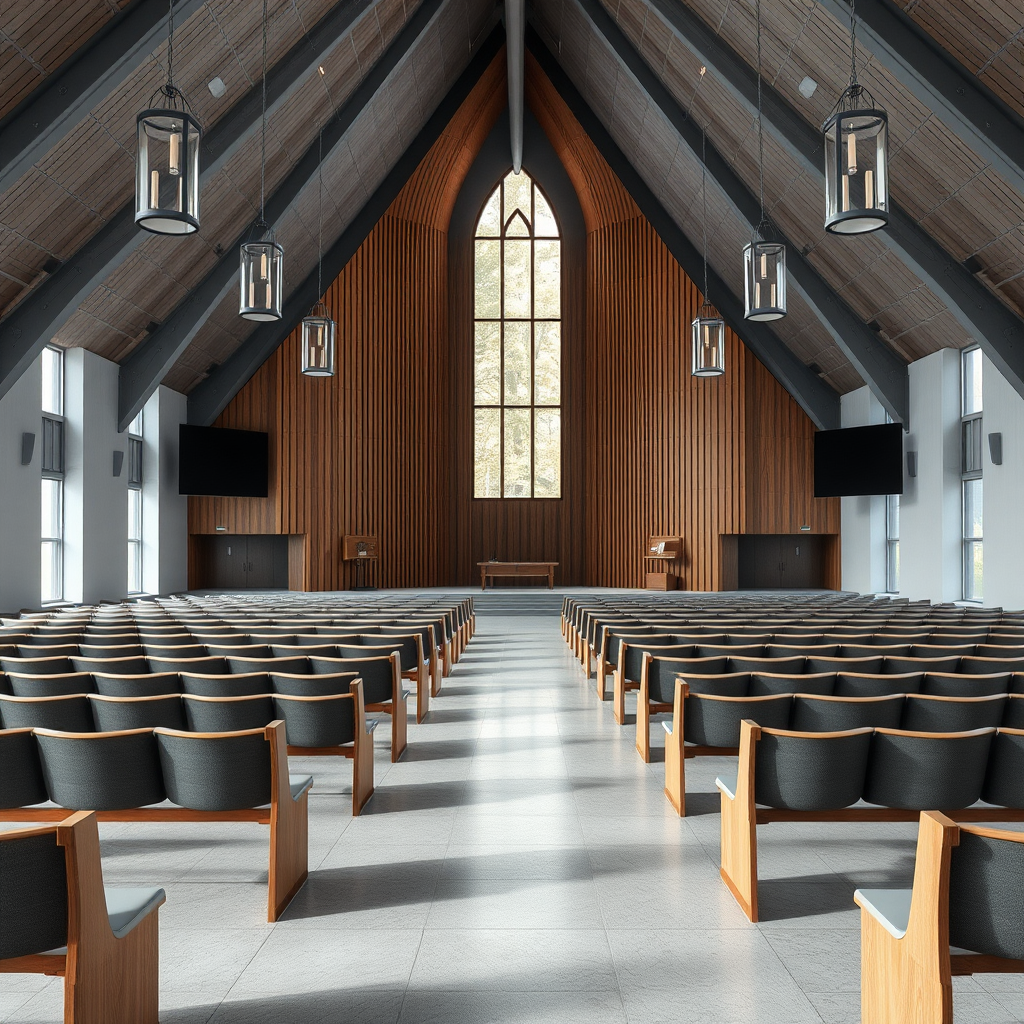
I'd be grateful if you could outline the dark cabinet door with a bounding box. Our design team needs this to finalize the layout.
[241,536,289,589]
[738,535,826,589]
[207,536,248,589]
[778,536,824,589]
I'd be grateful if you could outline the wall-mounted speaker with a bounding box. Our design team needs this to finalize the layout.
[988,432,1003,466]
[20,432,35,466]
[112,450,124,477]
[906,451,918,478]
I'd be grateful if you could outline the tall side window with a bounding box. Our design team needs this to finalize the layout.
[40,346,65,604]
[885,493,900,594]
[127,410,144,594]
[961,347,983,602]
[473,169,561,498]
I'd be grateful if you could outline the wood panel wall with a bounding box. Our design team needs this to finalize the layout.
[188,50,841,592]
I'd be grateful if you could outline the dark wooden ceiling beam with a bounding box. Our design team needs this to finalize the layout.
[187,27,506,426]
[526,26,840,431]
[644,0,1024,404]
[0,0,206,196]
[816,0,1024,198]
[0,0,375,404]
[118,0,450,431]
[575,0,904,425]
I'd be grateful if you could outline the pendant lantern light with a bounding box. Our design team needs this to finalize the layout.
[135,0,201,234]
[240,0,284,321]
[692,129,725,378]
[743,0,787,321]
[301,128,336,376]
[822,0,889,234]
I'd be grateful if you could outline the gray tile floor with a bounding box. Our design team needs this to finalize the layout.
[3,590,1023,1022]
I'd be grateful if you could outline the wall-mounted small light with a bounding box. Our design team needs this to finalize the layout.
[20,432,35,466]
[800,525,811,531]
[988,432,1003,466]
[906,451,918,478]
[215,525,227,531]
[112,450,124,477]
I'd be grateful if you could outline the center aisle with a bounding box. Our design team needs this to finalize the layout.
[275,590,838,1023]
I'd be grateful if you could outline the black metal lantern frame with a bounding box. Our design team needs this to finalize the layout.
[743,225,787,322]
[301,301,336,376]
[135,87,201,235]
[691,301,726,377]
[240,222,284,321]
[823,83,889,235]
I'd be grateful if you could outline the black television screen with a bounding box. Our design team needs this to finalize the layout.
[813,423,903,497]
[178,425,269,497]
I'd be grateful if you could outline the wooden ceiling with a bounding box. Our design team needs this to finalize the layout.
[0,0,1021,404]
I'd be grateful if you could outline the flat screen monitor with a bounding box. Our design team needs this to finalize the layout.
[178,425,269,497]
[813,422,903,497]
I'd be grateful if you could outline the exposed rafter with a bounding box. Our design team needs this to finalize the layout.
[0,0,206,196]
[526,27,840,431]
[0,0,376,403]
[575,0,907,425]
[188,28,506,426]
[642,0,1024,404]
[505,0,525,173]
[816,0,1024,198]
[118,0,450,431]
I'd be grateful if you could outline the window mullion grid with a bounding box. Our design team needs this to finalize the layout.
[530,181,536,498]
[499,179,505,498]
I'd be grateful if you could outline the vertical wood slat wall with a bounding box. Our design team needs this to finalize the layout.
[189,52,840,591]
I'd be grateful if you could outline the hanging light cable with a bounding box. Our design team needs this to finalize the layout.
[744,0,786,320]
[135,0,202,234]
[240,0,284,320]
[822,0,889,234]
[692,128,725,377]
[301,125,336,376]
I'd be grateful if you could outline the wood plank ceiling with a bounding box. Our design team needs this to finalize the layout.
[0,0,1021,403]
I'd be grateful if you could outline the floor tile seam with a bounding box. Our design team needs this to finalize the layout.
[754,923,836,1022]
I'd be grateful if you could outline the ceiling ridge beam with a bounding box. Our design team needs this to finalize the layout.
[118,0,452,431]
[187,26,506,426]
[0,0,377,403]
[526,24,839,430]
[575,0,907,425]
[0,0,206,196]
[642,0,1024,404]
[816,0,1024,198]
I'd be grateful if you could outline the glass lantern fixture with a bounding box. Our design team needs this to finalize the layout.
[301,302,336,376]
[743,237,786,321]
[691,303,725,377]
[239,231,284,321]
[823,84,889,235]
[135,87,201,234]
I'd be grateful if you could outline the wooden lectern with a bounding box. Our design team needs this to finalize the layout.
[342,535,378,590]
[644,536,681,590]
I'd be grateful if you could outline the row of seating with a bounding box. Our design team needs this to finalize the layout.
[663,681,1024,814]
[717,720,1024,922]
[0,720,316,923]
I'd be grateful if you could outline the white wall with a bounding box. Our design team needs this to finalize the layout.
[64,349,127,604]
[0,350,189,612]
[981,354,1024,609]
[0,361,41,612]
[143,386,188,596]
[839,387,887,595]
[899,349,963,603]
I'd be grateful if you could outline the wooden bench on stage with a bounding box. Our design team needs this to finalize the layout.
[478,561,557,590]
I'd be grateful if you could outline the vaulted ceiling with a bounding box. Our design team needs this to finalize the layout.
[0,0,1022,429]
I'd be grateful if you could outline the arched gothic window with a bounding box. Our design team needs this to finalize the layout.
[473,169,561,498]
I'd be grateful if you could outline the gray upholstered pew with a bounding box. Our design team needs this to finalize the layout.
[0,720,311,921]
[0,810,165,1024]
[854,811,1024,1024]
[0,676,377,816]
[717,720,1024,921]
[663,675,1024,814]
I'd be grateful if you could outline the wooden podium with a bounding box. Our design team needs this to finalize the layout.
[644,536,681,590]
[342,535,378,590]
